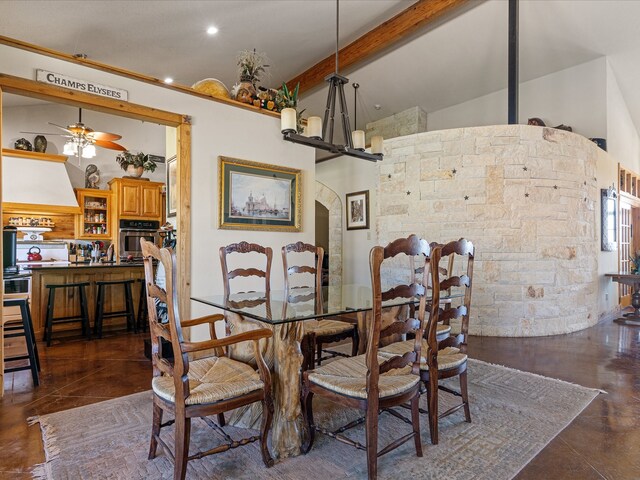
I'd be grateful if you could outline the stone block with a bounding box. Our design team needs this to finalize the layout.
[416,142,443,154]
[380,204,409,216]
[462,154,496,167]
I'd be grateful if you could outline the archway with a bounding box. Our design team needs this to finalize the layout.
[315,181,342,286]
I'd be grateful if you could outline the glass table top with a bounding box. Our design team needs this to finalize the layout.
[191,284,462,325]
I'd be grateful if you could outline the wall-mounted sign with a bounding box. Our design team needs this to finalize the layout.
[36,69,128,101]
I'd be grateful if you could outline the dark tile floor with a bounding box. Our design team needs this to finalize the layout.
[1,318,639,479]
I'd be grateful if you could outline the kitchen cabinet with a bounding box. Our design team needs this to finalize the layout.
[108,178,163,221]
[75,188,112,240]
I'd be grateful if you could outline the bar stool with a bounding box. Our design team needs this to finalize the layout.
[3,295,40,386]
[44,282,91,347]
[94,279,137,338]
[136,278,148,332]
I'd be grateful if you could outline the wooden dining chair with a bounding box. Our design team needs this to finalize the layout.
[381,238,474,445]
[301,234,431,479]
[282,241,358,369]
[219,241,272,297]
[141,239,274,480]
[410,241,454,342]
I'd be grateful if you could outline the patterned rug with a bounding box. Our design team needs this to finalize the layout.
[30,359,601,479]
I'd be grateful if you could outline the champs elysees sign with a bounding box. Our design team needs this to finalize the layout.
[36,69,128,101]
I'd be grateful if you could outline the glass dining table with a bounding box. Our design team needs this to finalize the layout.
[191,285,454,459]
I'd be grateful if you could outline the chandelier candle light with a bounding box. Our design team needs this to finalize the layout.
[280,0,383,162]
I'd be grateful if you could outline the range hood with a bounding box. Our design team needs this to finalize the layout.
[2,148,81,214]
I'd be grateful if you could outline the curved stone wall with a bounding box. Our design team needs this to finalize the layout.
[377,125,611,336]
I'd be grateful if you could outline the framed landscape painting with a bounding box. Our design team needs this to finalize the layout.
[218,156,302,231]
[346,190,370,230]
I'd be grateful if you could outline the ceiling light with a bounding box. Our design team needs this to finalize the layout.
[164,77,174,84]
[280,0,382,162]
[82,144,97,158]
[63,141,78,156]
[207,26,219,35]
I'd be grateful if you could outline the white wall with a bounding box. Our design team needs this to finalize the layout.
[428,57,608,140]
[316,157,378,285]
[606,61,640,172]
[0,44,316,337]
[3,103,166,187]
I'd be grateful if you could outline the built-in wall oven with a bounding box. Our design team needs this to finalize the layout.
[3,275,31,296]
[119,220,160,260]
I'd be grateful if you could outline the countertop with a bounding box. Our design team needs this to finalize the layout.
[26,261,144,271]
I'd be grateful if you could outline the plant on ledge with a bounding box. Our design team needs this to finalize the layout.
[115,151,157,177]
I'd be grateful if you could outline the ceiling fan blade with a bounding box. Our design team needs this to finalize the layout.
[88,131,122,141]
[94,139,127,151]
[20,131,68,136]
[48,122,74,134]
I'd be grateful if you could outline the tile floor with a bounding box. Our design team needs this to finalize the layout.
[1,317,638,479]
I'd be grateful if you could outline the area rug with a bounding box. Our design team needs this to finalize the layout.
[30,359,601,480]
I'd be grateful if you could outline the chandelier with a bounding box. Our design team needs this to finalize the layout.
[280,0,383,162]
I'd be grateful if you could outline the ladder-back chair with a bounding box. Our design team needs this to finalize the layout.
[141,239,274,479]
[302,234,431,479]
[282,241,358,369]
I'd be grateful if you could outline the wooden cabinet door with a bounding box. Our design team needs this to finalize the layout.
[120,184,141,217]
[140,184,161,218]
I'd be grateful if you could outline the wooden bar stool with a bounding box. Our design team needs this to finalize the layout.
[94,279,137,338]
[44,282,91,347]
[3,295,40,386]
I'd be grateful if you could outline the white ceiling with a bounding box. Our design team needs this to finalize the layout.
[2,0,640,134]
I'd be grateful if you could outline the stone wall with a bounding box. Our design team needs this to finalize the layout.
[366,106,427,143]
[377,125,612,336]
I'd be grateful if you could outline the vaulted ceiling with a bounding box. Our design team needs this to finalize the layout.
[2,0,640,134]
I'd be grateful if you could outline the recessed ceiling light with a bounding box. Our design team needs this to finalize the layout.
[164,77,174,84]
[374,104,382,110]
[207,26,219,35]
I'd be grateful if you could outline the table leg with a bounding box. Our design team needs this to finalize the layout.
[270,321,305,458]
[619,284,640,325]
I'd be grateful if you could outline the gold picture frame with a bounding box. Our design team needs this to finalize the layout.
[218,156,302,232]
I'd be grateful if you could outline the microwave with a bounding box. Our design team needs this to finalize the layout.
[119,220,160,260]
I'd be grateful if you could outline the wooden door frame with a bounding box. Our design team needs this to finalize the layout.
[0,74,192,343]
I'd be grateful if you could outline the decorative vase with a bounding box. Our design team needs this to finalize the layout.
[14,138,32,151]
[126,165,144,177]
[235,80,256,105]
[34,135,47,153]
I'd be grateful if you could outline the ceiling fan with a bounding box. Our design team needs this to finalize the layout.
[22,108,127,163]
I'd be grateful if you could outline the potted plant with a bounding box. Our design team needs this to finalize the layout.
[233,49,269,104]
[276,82,305,133]
[115,151,157,177]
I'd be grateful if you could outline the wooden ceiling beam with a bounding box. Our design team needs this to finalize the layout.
[287,0,471,95]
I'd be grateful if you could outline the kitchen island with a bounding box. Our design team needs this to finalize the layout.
[29,262,146,338]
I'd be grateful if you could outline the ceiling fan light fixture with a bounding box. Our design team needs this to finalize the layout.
[63,140,77,156]
[82,144,97,158]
